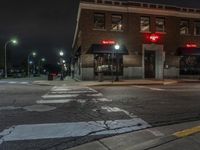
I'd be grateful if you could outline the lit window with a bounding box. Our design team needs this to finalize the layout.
[180,20,189,35]
[111,15,123,31]
[194,21,200,36]
[94,13,105,29]
[140,17,150,32]
[156,18,165,32]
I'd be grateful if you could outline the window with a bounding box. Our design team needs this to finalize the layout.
[194,21,200,35]
[94,13,105,29]
[111,14,123,31]
[156,18,165,32]
[140,17,150,32]
[180,20,189,35]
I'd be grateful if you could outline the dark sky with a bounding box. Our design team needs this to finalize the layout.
[0,0,199,66]
[0,0,79,66]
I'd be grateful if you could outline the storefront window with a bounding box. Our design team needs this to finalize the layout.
[111,15,123,31]
[140,17,150,32]
[156,18,165,32]
[194,21,200,36]
[94,54,123,76]
[180,56,200,75]
[180,20,189,35]
[94,13,105,29]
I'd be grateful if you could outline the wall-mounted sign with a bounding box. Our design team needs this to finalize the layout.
[186,43,197,48]
[101,40,116,45]
[149,34,160,43]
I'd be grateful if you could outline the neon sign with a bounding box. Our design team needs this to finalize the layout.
[186,43,197,48]
[149,34,160,43]
[101,40,116,45]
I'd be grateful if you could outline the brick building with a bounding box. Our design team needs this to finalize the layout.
[72,0,200,80]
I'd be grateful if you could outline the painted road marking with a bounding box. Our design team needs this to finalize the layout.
[42,94,78,99]
[173,125,200,138]
[0,119,151,144]
[87,93,103,97]
[101,106,137,118]
[51,90,96,94]
[8,81,17,84]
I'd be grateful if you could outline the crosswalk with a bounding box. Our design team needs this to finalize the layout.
[0,85,151,146]
[37,85,112,104]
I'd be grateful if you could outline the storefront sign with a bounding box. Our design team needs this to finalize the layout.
[186,43,197,48]
[149,34,160,43]
[101,40,116,45]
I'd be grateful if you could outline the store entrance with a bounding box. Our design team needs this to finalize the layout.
[144,50,156,78]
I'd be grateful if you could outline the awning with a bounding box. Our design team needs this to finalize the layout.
[176,47,200,56]
[88,44,128,54]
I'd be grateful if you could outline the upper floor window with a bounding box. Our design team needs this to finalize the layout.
[180,20,189,35]
[156,18,165,32]
[111,14,123,31]
[194,21,200,36]
[140,17,150,32]
[94,13,105,30]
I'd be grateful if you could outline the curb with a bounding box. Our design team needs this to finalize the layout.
[127,124,200,150]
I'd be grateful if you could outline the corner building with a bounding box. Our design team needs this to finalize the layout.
[72,0,200,80]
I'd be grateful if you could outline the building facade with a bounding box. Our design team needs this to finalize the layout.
[72,0,200,80]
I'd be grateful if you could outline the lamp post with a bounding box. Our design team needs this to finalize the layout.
[114,44,120,81]
[27,52,36,77]
[4,39,18,78]
[59,50,64,80]
[38,58,46,75]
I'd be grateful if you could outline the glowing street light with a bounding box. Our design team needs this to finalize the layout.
[28,51,37,77]
[4,39,18,78]
[59,51,64,57]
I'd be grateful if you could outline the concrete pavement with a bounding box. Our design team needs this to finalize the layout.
[67,120,200,150]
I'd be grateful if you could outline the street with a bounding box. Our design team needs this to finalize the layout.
[0,81,200,150]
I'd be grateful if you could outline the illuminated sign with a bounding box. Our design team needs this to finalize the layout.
[101,40,116,45]
[186,43,197,48]
[149,34,160,43]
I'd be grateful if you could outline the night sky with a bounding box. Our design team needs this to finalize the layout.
[0,0,199,67]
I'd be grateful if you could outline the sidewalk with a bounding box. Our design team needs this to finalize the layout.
[33,77,179,86]
[67,120,200,150]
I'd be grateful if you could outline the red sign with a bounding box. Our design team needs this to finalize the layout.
[186,43,197,48]
[101,40,116,45]
[149,34,160,43]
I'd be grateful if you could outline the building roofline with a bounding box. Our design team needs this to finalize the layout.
[72,0,200,48]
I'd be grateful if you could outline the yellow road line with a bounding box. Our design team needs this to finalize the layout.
[173,125,200,138]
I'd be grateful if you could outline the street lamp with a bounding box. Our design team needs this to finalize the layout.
[114,44,120,81]
[112,44,120,82]
[58,50,65,80]
[38,58,46,75]
[27,52,37,77]
[4,39,18,78]
[59,51,64,57]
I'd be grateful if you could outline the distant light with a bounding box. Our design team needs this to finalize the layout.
[101,40,116,45]
[11,39,18,44]
[32,52,36,56]
[62,60,66,63]
[59,51,64,56]
[29,61,33,64]
[115,44,120,50]
[41,58,46,62]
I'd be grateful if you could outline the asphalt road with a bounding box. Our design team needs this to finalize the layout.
[0,82,200,150]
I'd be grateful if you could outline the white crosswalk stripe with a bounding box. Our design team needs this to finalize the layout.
[0,81,30,85]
